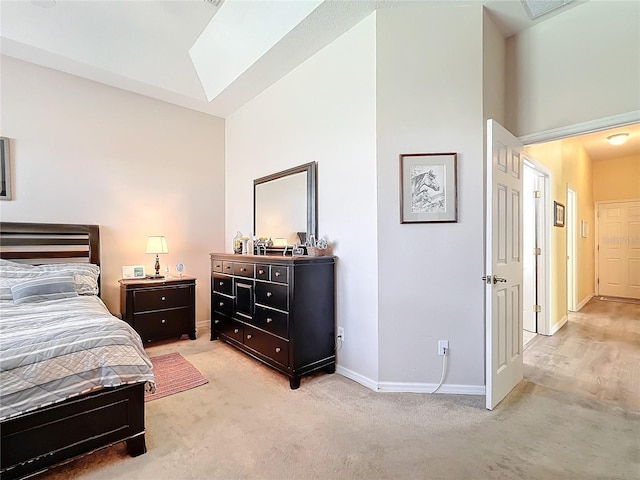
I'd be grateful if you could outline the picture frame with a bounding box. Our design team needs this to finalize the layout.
[1,137,12,200]
[400,152,457,223]
[581,220,589,238]
[122,265,146,279]
[554,201,565,227]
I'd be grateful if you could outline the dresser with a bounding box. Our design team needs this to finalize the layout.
[210,253,335,389]
[119,276,196,344]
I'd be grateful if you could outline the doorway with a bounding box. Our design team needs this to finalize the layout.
[523,160,551,345]
[567,188,577,312]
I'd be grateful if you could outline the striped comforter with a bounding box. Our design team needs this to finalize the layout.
[0,296,155,421]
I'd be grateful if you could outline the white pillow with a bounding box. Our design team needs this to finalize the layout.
[11,272,78,304]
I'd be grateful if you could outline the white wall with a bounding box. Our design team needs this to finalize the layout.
[225,14,379,382]
[0,56,226,324]
[376,4,486,390]
[506,0,640,136]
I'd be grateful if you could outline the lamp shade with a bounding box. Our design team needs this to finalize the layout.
[145,236,168,255]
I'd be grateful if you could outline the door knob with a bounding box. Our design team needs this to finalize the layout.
[493,276,507,284]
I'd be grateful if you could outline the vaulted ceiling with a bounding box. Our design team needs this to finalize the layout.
[1,0,636,159]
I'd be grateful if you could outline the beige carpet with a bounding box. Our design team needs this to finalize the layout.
[36,327,639,480]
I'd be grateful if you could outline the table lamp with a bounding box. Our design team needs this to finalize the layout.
[146,235,168,279]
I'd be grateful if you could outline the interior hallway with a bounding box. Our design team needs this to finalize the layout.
[524,297,640,411]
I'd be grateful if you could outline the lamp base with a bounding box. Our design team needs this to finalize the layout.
[146,274,165,280]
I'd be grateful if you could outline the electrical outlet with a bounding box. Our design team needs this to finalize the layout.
[438,340,449,356]
[337,327,345,341]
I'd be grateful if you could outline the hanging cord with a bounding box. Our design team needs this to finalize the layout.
[429,347,448,394]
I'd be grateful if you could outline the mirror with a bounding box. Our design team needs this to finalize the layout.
[254,162,317,250]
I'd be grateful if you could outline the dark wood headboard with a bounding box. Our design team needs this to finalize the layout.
[0,223,101,296]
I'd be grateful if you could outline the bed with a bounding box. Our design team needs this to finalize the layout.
[0,222,155,480]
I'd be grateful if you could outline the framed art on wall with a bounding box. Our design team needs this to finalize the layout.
[1,137,11,200]
[400,152,458,223]
[554,201,565,227]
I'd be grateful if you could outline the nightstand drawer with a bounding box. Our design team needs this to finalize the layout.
[212,274,233,295]
[255,282,288,311]
[133,286,191,312]
[212,293,234,316]
[244,325,289,367]
[134,308,189,342]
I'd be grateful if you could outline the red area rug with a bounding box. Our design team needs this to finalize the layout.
[145,352,208,402]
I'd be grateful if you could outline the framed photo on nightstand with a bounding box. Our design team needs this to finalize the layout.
[122,265,145,279]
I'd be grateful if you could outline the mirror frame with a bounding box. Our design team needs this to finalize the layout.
[253,161,317,247]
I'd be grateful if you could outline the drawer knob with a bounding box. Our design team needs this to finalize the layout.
[275,347,281,353]
[266,292,272,297]
[246,334,252,339]
[226,266,231,270]
[234,328,239,334]
[161,296,166,301]
[266,318,273,323]
[161,319,166,324]
[214,320,220,324]
[258,269,264,275]
[219,281,223,286]
[219,302,224,307]
[275,272,281,277]
[241,267,246,272]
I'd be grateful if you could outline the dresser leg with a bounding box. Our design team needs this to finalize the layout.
[323,363,336,374]
[189,332,196,340]
[289,377,301,390]
[126,434,147,457]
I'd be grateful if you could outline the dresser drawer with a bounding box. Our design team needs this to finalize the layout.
[255,282,288,311]
[256,264,269,281]
[244,325,289,367]
[212,293,234,317]
[212,259,223,273]
[134,308,189,342]
[233,262,254,278]
[222,261,234,275]
[271,266,288,283]
[213,315,244,343]
[254,305,288,339]
[133,286,191,312]
[212,274,233,295]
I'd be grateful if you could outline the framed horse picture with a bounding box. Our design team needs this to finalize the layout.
[400,152,457,223]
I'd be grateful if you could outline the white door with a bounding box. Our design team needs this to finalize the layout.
[567,188,577,311]
[485,119,524,410]
[523,165,537,333]
[598,200,640,299]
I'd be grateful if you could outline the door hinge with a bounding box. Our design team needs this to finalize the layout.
[533,190,541,198]
[533,305,541,313]
[533,247,541,255]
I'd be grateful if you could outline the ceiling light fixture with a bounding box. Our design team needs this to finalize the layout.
[607,133,629,146]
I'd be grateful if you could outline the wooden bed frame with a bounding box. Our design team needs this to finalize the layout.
[0,222,147,480]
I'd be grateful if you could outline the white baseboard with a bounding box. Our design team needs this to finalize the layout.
[336,365,485,395]
[378,382,485,395]
[336,365,379,392]
[550,315,568,335]
[576,294,593,312]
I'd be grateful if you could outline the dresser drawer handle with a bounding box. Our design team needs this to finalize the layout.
[161,296,166,301]
[258,269,264,275]
[266,292,272,297]
[225,265,231,270]
[274,272,281,277]
[241,267,246,272]
[214,319,220,324]
[266,318,273,323]
[246,334,252,340]
[219,281,224,286]
[219,302,224,307]
[234,328,239,334]
[275,347,281,353]
[161,319,166,324]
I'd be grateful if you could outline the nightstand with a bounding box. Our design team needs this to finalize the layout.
[119,276,196,344]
